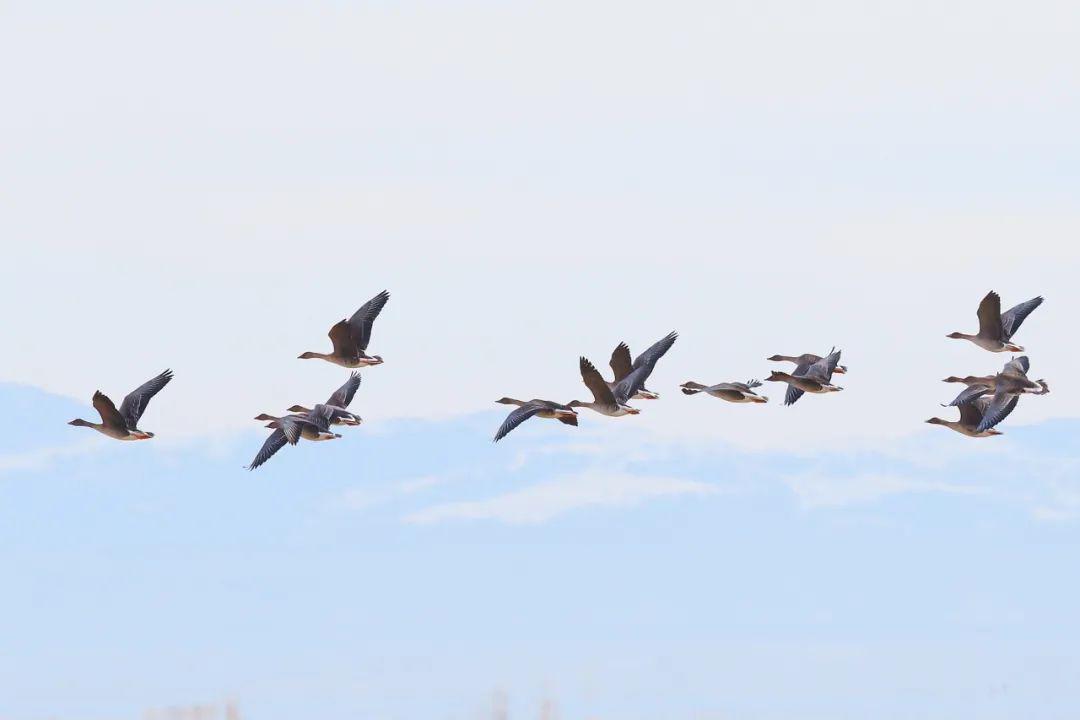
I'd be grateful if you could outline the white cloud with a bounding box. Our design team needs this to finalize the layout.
[336,474,448,512]
[0,439,104,475]
[404,471,718,525]
[784,472,989,509]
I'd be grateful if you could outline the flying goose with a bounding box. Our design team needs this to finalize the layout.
[680,379,768,403]
[767,352,848,406]
[299,290,390,367]
[946,291,1043,352]
[765,348,843,405]
[569,357,647,416]
[973,373,1049,434]
[69,370,173,440]
[248,405,341,470]
[926,395,1017,438]
[767,353,848,375]
[285,372,363,426]
[942,356,1036,408]
[493,398,578,442]
[607,331,678,399]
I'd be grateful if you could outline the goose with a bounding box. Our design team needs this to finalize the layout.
[492,398,578,442]
[284,372,363,426]
[69,370,173,440]
[607,331,678,399]
[569,357,647,417]
[248,405,341,470]
[767,353,848,375]
[946,291,1043,352]
[926,395,1017,438]
[765,348,843,405]
[973,372,1049,434]
[943,356,1036,407]
[299,290,390,367]
[680,379,768,403]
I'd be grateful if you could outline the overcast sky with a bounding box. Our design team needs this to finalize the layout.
[2,1,1079,718]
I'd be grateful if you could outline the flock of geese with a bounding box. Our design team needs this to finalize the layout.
[65,289,1049,467]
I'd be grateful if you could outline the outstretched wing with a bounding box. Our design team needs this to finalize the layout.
[975,392,1021,434]
[493,402,544,442]
[1002,355,1030,377]
[1000,296,1043,340]
[118,369,173,427]
[946,384,990,407]
[280,416,305,444]
[347,290,391,351]
[248,429,289,470]
[92,391,127,429]
[328,319,357,358]
[783,361,811,406]
[632,331,678,373]
[613,366,649,404]
[806,348,841,381]
[609,343,633,382]
[327,372,361,408]
[306,404,335,432]
[976,292,1004,341]
[580,357,616,405]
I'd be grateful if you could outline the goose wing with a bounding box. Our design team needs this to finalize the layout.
[306,404,335,432]
[580,357,617,405]
[613,366,649,404]
[957,400,984,428]
[631,331,678,373]
[1002,355,1030,377]
[975,391,1020,434]
[783,361,812,406]
[609,343,633,382]
[805,348,841,382]
[118,369,173,428]
[327,372,361,407]
[946,384,990,407]
[248,429,289,470]
[1000,296,1043,340]
[493,402,544,442]
[328,319,358,358]
[976,292,1005,341]
[347,290,391,352]
[92,391,127,429]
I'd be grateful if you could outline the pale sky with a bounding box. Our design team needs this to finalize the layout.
[2,1,1079,718]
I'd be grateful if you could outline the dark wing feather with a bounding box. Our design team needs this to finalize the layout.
[280,416,305,444]
[118,369,173,427]
[327,372,361,408]
[783,361,812,406]
[307,404,334,432]
[493,402,544,442]
[613,366,649,404]
[806,348,841,382]
[556,413,578,427]
[609,343,633,382]
[580,357,616,405]
[1002,356,1029,376]
[947,385,990,407]
[1000,296,1043,340]
[783,384,804,406]
[328,319,357,358]
[957,401,984,428]
[347,290,390,351]
[975,392,1020,434]
[631,331,678,373]
[248,429,289,470]
[976,292,1004,341]
[92,391,127,429]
